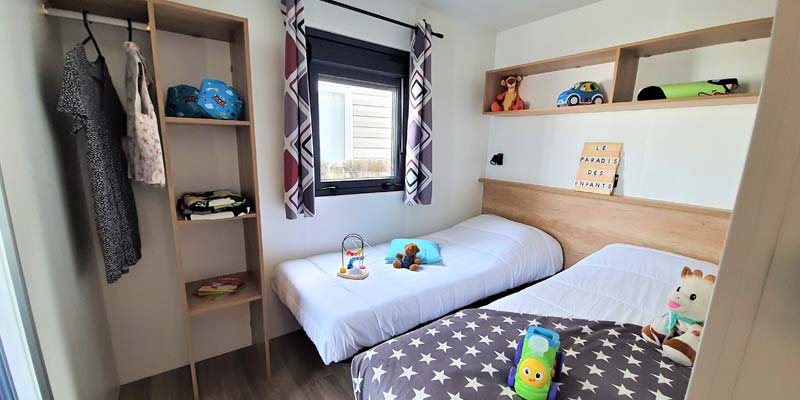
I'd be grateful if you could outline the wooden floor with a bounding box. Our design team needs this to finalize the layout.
[118,331,353,400]
[117,282,541,399]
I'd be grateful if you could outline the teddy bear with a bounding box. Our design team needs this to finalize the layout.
[641,266,716,367]
[490,75,525,112]
[393,243,421,271]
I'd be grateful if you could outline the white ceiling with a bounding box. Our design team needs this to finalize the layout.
[413,0,602,31]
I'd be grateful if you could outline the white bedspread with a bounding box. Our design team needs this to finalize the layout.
[485,243,719,325]
[271,214,562,364]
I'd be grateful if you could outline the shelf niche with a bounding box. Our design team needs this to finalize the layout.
[483,17,773,116]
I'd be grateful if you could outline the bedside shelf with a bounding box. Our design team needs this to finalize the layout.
[177,213,257,226]
[484,93,759,117]
[185,271,262,317]
[165,117,250,127]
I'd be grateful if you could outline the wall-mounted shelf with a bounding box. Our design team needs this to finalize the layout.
[483,17,772,116]
[165,117,251,127]
[185,271,262,317]
[483,93,759,117]
[176,213,257,226]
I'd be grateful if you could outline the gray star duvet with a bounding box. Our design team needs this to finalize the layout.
[351,309,687,399]
[351,244,719,399]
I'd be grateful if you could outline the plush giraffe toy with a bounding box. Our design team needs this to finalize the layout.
[642,266,716,367]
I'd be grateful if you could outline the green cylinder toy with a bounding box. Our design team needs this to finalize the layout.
[637,78,739,101]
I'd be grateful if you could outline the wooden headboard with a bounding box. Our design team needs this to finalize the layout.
[480,179,732,267]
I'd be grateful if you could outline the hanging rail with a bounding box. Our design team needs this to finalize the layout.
[320,0,444,39]
[41,5,150,32]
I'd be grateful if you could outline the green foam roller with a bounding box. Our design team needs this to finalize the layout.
[637,79,739,101]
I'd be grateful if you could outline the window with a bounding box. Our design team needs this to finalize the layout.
[307,29,409,196]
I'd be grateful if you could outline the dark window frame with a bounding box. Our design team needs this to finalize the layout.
[307,28,409,197]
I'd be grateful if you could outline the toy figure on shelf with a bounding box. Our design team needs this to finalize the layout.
[490,75,526,112]
[337,233,369,280]
[557,81,605,107]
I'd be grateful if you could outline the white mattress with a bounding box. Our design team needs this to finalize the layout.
[272,214,563,364]
[485,243,719,326]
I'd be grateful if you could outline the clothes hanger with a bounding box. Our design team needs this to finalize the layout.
[127,18,133,42]
[80,10,104,59]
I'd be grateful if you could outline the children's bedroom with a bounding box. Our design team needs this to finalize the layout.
[2,0,799,399]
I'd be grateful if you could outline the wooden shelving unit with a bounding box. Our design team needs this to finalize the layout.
[46,1,270,399]
[146,2,268,399]
[165,116,251,126]
[177,213,258,226]
[483,17,773,116]
[185,271,263,317]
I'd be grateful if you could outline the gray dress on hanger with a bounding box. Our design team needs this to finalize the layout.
[57,44,141,283]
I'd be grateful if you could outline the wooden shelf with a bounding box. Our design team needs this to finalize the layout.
[185,271,262,317]
[165,117,250,127]
[488,48,618,77]
[177,213,256,226]
[484,93,759,117]
[151,0,245,42]
[484,18,772,115]
[145,2,269,396]
[622,18,773,58]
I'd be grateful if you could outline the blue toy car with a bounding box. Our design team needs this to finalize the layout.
[557,81,605,107]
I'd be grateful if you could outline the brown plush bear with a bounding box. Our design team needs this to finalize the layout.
[393,243,421,271]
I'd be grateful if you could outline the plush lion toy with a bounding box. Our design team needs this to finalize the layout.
[642,266,716,367]
[393,243,421,271]
[490,75,525,112]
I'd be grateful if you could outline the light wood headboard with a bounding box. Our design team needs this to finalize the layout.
[480,179,732,267]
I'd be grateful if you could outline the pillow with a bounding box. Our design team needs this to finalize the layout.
[385,239,442,264]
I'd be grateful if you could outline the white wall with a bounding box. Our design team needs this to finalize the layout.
[487,0,777,209]
[0,1,119,399]
[62,0,494,384]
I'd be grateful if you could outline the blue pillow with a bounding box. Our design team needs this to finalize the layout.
[385,239,442,264]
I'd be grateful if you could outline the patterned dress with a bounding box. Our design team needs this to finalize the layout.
[57,44,142,283]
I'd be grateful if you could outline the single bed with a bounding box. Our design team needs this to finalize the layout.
[351,244,719,399]
[272,214,563,365]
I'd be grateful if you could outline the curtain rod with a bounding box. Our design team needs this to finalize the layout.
[319,0,444,39]
[41,5,150,32]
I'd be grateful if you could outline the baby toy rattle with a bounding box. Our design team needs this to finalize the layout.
[508,326,563,400]
[337,233,369,280]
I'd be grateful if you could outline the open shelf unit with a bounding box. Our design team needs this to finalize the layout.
[147,2,268,399]
[45,1,269,399]
[483,17,773,116]
[185,271,263,317]
[177,213,258,226]
[165,116,251,126]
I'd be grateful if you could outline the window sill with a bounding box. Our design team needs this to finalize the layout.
[315,185,403,197]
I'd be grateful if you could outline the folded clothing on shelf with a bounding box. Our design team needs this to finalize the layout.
[178,190,251,220]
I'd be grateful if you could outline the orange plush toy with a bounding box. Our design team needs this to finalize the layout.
[393,243,421,271]
[490,75,525,112]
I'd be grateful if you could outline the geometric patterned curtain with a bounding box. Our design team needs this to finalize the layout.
[281,0,315,219]
[404,21,433,205]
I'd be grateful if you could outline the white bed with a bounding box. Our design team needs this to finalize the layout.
[485,243,720,324]
[271,214,563,364]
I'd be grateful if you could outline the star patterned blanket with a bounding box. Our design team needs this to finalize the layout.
[351,309,690,400]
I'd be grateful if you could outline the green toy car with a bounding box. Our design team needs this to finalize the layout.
[508,326,563,400]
